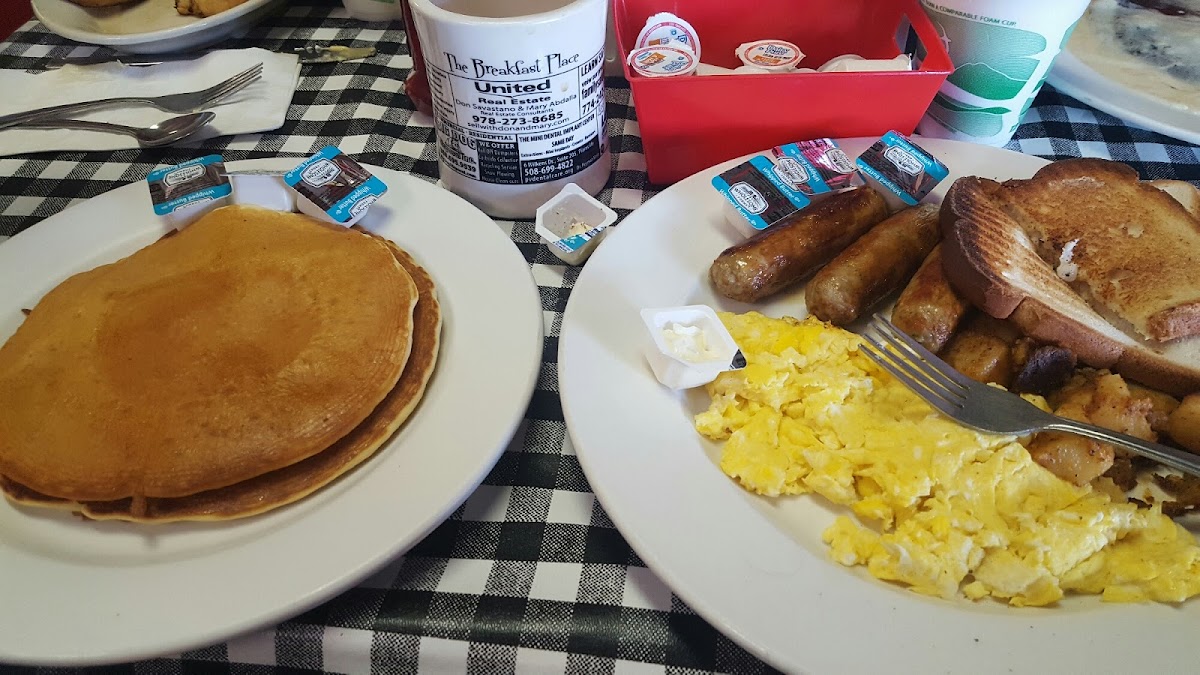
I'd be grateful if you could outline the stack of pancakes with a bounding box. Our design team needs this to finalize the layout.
[0,205,440,523]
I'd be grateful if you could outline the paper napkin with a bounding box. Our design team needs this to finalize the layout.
[0,48,300,156]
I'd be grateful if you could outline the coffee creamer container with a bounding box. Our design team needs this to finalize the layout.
[409,0,612,219]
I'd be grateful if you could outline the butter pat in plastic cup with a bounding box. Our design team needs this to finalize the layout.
[535,183,618,265]
[640,305,745,390]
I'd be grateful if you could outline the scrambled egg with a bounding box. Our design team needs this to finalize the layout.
[694,312,1200,606]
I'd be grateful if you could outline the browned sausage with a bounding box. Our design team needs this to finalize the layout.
[805,203,941,325]
[709,188,890,303]
[890,244,971,354]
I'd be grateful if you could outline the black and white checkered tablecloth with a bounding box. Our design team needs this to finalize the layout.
[2,2,1199,673]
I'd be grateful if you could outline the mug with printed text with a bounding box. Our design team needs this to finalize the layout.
[409,0,612,219]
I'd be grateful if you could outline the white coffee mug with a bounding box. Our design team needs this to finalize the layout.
[409,0,612,219]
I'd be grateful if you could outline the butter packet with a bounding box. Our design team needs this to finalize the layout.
[855,131,949,209]
[285,146,388,226]
[147,154,232,216]
[769,138,865,196]
[147,154,232,229]
[712,155,811,237]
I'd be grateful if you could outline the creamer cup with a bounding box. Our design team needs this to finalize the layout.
[696,62,736,76]
[635,11,701,61]
[819,53,912,73]
[535,182,618,265]
[627,46,697,78]
[736,40,803,72]
[639,305,744,390]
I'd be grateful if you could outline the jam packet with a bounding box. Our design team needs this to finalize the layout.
[769,138,864,196]
[855,131,949,209]
[146,155,233,229]
[712,155,811,237]
[285,146,388,226]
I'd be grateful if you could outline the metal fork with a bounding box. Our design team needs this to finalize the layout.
[858,314,1200,478]
[0,63,262,132]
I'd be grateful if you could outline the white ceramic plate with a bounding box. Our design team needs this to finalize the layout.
[0,160,543,666]
[1049,50,1200,146]
[32,0,282,54]
[560,138,1200,674]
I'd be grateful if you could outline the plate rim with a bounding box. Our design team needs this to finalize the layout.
[1047,49,1200,146]
[31,0,278,49]
[0,158,544,666]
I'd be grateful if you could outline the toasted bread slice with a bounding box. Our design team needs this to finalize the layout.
[1148,179,1200,219]
[960,159,1200,342]
[941,165,1200,397]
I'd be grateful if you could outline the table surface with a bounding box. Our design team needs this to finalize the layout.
[2,2,1200,673]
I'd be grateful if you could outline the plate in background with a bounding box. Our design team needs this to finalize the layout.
[32,0,282,53]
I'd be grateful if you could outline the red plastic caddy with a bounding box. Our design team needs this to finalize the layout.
[614,0,955,185]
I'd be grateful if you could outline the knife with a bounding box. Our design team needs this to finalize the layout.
[44,45,376,69]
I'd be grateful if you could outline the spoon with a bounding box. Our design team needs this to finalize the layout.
[11,111,216,147]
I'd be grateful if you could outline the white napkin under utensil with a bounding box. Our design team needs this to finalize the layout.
[0,48,300,156]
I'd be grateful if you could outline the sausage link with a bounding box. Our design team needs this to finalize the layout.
[709,188,890,303]
[890,243,972,354]
[805,203,940,325]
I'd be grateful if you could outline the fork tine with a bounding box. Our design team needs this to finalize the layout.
[859,340,964,419]
[862,334,964,407]
[863,319,966,401]
[871,315,975,390]
[198,64,263,106]
[202,63,263,96]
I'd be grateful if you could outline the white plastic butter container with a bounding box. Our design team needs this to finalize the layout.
[535,182,619,265]
[639,305,744,390]
[818,54,912,73]
[696,62,736,76]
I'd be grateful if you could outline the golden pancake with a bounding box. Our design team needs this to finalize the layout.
[0,235,441,522]
[0,205,417,501]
